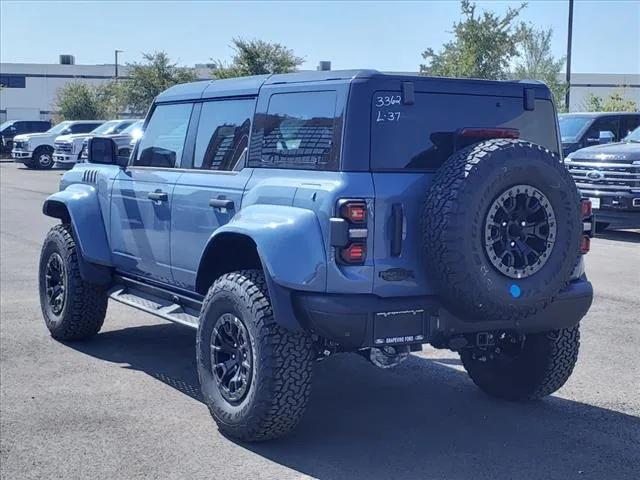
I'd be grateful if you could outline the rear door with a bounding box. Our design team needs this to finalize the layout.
[70,122,102,134]
[170,98,256,290]
[370,90,560,297]
[110,102,194,284]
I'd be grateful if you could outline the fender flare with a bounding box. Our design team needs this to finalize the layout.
[43,184,112,285]
[197,204,327,330]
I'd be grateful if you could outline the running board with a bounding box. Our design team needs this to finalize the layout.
[109,276,201,329]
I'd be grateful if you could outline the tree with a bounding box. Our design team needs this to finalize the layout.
[55,82,122,120]
[513,24,566,111]
[211,38,304,79]
[582,91,637,112]
[121,52,197,114]
[420,0,525,80]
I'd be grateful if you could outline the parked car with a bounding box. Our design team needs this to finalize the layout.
[79,120,144,162]
[565,125,640,230]
[54,119,138,168]
[39,71,593,442]
[12,120,104,169]
[0,120,51,154]
[559,112,640,157]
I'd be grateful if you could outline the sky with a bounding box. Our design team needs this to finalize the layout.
[1,0,639,74]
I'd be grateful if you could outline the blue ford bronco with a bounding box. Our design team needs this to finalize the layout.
[39,70,594,441]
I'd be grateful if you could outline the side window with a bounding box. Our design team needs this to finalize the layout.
[70,123,98,134]
[249,91,338,170]
[586,117,619,141]
[620,116,640,138]
[193,99,255,171]
[134,103,193,168]
[0,75,26,88]
[114,121,134,134]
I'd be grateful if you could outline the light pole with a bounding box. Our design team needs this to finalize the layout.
[565,0,574,111]
[114,49,124,81]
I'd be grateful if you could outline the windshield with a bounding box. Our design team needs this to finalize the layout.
[90,120,120,135]
[624,126,640,143]
[0,121,15,132]
[123,120,143,134]
[558,115,593,143]
[123,120,144,140]
[47,121,73,135]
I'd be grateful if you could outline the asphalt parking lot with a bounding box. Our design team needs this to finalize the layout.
[0,161,638,480]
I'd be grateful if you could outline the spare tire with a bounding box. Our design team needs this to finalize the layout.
[422,139,581,322]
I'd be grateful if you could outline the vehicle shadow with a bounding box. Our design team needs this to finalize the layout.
[596,229,640,244]
[68,323,640,480]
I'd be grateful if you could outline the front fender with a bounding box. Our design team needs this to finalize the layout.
[211,204,327,292]
[43,184,112,266]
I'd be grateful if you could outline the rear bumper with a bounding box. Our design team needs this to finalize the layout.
[594,209,640,229]
[293,278,593,349]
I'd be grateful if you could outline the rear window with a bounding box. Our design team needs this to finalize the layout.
[371,92,559,171]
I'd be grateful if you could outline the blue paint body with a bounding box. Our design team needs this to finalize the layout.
[43,70,586,335]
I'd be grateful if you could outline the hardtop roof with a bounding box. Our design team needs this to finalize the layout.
[155,69,553,103]
[559,112,640,117]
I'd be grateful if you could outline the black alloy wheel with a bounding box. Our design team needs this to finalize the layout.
[45,252,66,317]
[210,313,253,404]
[484,184,557,279]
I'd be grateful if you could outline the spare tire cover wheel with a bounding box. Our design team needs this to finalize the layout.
[422,139,581,322]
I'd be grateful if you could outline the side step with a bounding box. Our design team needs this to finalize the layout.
[109,276,201,329]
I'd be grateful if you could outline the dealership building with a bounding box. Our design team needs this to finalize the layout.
[0,58,638,122]
[0,59,210,122]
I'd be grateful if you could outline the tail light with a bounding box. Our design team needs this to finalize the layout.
[580,199,593,254]
[580,199,592,218]
[458,128,520,139]
[341,243,367,263]
[580,235,591,254]
[333,199,368,265]
[340,201,367,224]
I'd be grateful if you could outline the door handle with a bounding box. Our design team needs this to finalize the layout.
[209,198,234,210]
[148,191,168,202]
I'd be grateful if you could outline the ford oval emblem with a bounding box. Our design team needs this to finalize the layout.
[586,170,605,182]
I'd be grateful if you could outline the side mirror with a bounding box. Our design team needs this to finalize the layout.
[599,130,615,144]
[88,137,123,166]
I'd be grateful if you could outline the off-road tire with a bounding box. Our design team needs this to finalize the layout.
[39,224,108,340]
[460,325,580,400]
[33,146,54,170]
[22,156,37,169]
[422,139,582,322]
[197,270,313,442]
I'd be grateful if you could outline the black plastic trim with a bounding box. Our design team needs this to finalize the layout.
[293,278,593,349]
[391,203,403,257]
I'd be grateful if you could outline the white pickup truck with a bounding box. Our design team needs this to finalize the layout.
[53,119,138,168]
[12,121,104,169]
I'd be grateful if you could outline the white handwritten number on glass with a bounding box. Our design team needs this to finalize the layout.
[376,111,401,123]
[375,95,401,107]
